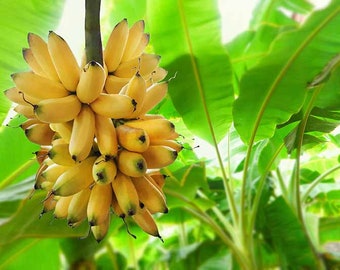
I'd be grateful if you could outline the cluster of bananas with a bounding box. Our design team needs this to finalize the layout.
[4,19,182,242]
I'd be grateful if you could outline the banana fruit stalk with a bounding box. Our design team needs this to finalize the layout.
[5,19,182,242]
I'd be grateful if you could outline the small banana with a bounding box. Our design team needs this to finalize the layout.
[90,93,136,119]
[91,213,110,243]
[40,194,57,216]
[14,104,35,118]
[48,31,80,91]
[48,143,76,166]
[49,121,73,143]
[34,94,82,123]
[104,75,130,94]
[130,33,150,60]
[114,53,160,78]
[92,155,117,184]
[147,171,167,189]
[94,113,118,158]
[121,20,145,62]
[54,195,73,219]
[87,183,113,226]
[116,124,150,153]
[138,82,168,116]
[4,87,40,105]
[37,163,70,190]
[111,191,125,218]
[20,118,42,131]
[69,104,95,162]
[22,48,47,77]
[11,72,69,100]
[123,72,146,117]
[131,176,168,214]
[27,33,60,81]
[24,122,55,145]
[67,188,91,227]
[117,150,147,177]
[145,67,168,87]
[52,156,96,196]
[104,18,129,72]
[124,118,179,141]
[142,145,178,169]
[76,61,106,103]
[151,139,183,153]
[132,205,162,240]
[111,171,139,216]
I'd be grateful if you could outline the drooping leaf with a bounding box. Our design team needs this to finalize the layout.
[147,0,234,144]
[0,0,65,124]
[234,1,340,144]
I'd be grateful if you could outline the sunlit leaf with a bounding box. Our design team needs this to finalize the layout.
[233,2,340,143]
[147,0,234,144]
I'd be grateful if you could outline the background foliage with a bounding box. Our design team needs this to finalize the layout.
[1,0,340,269]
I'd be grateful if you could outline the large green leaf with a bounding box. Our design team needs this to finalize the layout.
[0,0,65,124]
[233,1,340,144]
[147,0,234,144]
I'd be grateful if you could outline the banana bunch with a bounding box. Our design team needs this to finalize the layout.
[4,19,181,242]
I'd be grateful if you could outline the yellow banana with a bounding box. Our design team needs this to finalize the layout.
[52,156,96,196]
[76,61,106,103]
[92,155,117,184]
[69,104,95,162]
[142,145,178,169]
[54,195,73,219]
[111,171,139,216]
[67,188,91,227]
[40,194,57,216]
[124,118,179,141]
[117,150,147,177]
[104,18,129,72]
[116,124,150,153]
[131,176,168,214]
[104,75,129,94]
[28,33,60,81]
[34,163,49,190]
[147,171,167,189]
[34,94,82,123]
[114,53,160,78]
[11,72,69,100]
[14,104,35,118]
[37,163,70,190]
[4,87,40,105]
[20,118,41,130]
[49,121,73,143]
[121,20,145,62]
[22,48,47,77]
[124,72,146,117]
[94,113,118,158]
[24,122,55,145]
[34,147,50,165]
[132,205,162,239]
[145,67,168,87]
[138,82,168,116]
[90,93,136,119]
[48,143,76,166]
[111,191,125,218]
[151,139,183,153]
[91,213,110,243]
[48,31,80,91]
[87,183,113,226]
[131,33,150,60]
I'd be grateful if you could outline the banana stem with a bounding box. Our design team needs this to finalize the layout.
[85,0,103,65]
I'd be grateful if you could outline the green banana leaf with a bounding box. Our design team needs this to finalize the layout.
[147,0,234,145]
[233,0,340,144]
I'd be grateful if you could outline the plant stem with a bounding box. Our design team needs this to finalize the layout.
[302,163,340,202]
[85,0,103,65]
